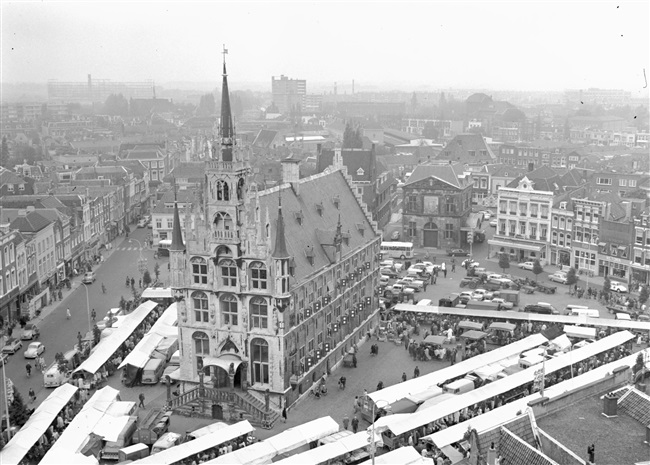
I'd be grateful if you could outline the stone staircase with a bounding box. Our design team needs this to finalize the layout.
[169,387,281,428]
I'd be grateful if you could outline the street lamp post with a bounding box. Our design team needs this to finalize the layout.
[129,239,147,275]
[81,282,92,340]
[361,395,388,465]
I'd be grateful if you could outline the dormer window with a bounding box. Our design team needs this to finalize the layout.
[305,246,315,266]
[559,202,567,210]
[356,223,365,237]
[316,202,323,217]
[342,231,351,246]
[332,196,340,209]
[294,211,303,225]
[356,168,365,176]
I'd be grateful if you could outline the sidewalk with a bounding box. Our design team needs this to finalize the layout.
[31,235,128,327]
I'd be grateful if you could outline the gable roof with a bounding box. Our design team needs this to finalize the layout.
[164,163,205,183]
[405,163,470,189]
[254,170,376,285]
[0,169,26,186]
[434,134,496,164]
[0,209,54,233]
[317,148,376,183]
[252,129,279,149]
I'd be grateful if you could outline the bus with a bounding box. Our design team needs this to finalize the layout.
[157,239,171,257]
[380,241,414,260]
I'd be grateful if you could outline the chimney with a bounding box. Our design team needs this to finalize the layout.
[486,442,497,465]
[26,206,35,212]
[18,209,27,217]
[281,157,301,195]
[333,147,343,171]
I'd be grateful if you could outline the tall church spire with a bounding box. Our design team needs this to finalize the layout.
[219,45,234,162]
[170,180,185,251]
[272,192,290,259]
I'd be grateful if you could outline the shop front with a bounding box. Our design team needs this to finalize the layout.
[0,287,20,325]
[599,257,630,282]
[487,239,546,264]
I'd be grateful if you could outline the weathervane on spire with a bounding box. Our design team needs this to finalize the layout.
[222,44,228,74]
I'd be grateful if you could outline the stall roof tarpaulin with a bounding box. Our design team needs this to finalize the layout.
[75,300,158,376]
[423,335,447,345]
[460,330,487,340]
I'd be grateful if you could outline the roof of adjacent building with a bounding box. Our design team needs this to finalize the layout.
[404,163,471,189]
[434,134,496,164]
[124,146,164,160]
[252,129,279,149]
[0,209,55,233]
[152,189,196,214]
[485,164,527,178]
[0,194,68,212]
[254,169,376,285]
[163,163,205,183]
[0,168,27,187]
[506,166,570,193]
[317,148,378,183]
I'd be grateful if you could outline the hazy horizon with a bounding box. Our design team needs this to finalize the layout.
[2,1,648,95]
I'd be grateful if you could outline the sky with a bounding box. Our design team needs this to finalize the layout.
[1,1,649,93]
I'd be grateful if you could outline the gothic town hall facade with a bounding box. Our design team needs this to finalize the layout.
[169,60,382,409]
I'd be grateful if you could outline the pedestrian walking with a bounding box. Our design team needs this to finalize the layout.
[351,415,359,433]
[352,353,357,368]
[138,393,145,408]
[282,406,287,423]
[139,278,142,288]
[413,366,420,378]
[29,387,36,403]
[353,396,359,412]
[442,262,447,278]
[402,372,407,382]
[451,260,456,273]
[26,362,32,377]
[131,277,135,288]
[343,414,350,430]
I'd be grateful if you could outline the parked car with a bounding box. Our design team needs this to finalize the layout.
[419,261,439,274]
[610,281,628,293]
[462,259,480,269]
[24,341,45,359]
[21,323,40,340]
[518,261,535,271]
[447,249,470,257]
[548,272,569,284]
[380,268,399,279]
[491,298,514,310]
[137,218,148,228]
[489,219,497,227]
[82,271,96,284]
[380,259,394,268]
[2,338,23,354]
[480,211,492,220]
[524,303,559,315]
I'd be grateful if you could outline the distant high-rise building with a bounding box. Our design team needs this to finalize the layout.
[48,75,154,103]
[271,75,306,113]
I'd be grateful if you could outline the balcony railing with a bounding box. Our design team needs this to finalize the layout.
[213,229,236,240]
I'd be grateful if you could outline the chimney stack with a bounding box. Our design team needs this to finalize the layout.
[281,157,301,195]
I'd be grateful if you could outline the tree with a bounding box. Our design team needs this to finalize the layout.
[640,286,649,306]
[498,253,510,273]
[566,267,577,285]
[104,94,129,116]
[343,123,363,149]
[422,122,439,140]
[55,352,68,374]
[197,93,216,116]
[8,387,30,427]
[603,276,611,297]
[0,136,9,167]
[153,262,160,281]
[531,259,543,282]
[142,270,152,288]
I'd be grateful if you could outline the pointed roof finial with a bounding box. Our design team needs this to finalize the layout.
[219,45,234,162]
[272,190,290,259]
[222,44,228,76]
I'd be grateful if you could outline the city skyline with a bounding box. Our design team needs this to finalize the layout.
[1,1,648,94]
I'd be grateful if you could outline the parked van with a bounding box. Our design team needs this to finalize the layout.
[101,416,138,460]
[442,379,475,395]
[417,299,432,307]
[169,350,180,366]
[565,304,589,313]
[118,443,150,462]
[151,336,179,362]
[151,432,182,454]
[141,358,165,384]
[43,349,80,387]
[570,308,600,318]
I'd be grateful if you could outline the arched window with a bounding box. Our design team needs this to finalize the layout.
[213,212,233,230]
[193,331,210,371]
[250,297,268,329]
[220,294,238,326]
[191,257,208,285]
[192,291,209,323]
[251,338,269,384]
[249,262,267,290]
[220,259,237,287]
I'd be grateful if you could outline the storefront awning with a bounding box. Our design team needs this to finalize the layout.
[488,239,543,253]
[203,353,243,373]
